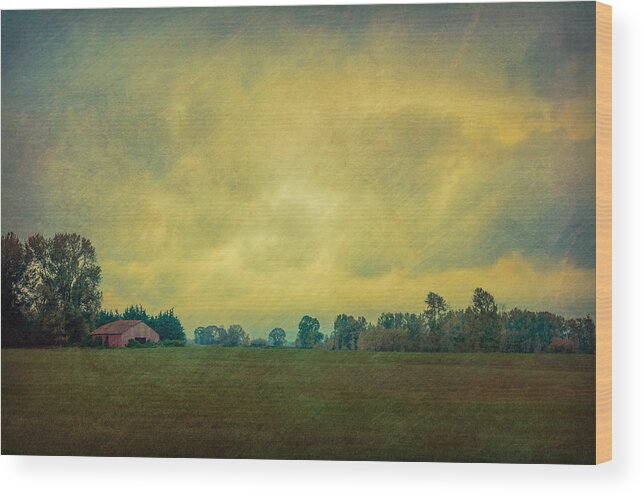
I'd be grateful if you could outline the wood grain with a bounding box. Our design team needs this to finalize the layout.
[595,1,612,465]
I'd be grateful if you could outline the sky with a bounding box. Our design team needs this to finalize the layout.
[1,3,596,338]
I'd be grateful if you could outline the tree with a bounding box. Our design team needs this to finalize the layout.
[219,324,249,347]
[547,336,577,353]
[1,233,28,345]
[472,288,498,315]
[22,233,102,344]
[377,312,405,330]
[149,308,186,341]
[467,288,501,352]
[95,309,121,328]
[122,304,149,322]
[568,314,596,354]
[424,292,447,329]
[332,314,367,350]
[442,309,466,352]
[296,315,323,349]
[210,325,227,344]
[404,313,426,339]
[194,325,216,345]
[424,292,447,350]
[268,327,287,347]
[358,327,417,352]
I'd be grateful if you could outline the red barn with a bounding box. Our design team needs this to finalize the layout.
[91,320,160,347]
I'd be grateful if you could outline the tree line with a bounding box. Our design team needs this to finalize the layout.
[194,324,287,347]
[351,289,595,353]
[194,289,595,354]
[3,232,595,353]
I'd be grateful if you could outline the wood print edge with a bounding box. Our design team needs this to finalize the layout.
[595,0,612,465]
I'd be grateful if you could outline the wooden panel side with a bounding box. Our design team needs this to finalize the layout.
[595,1,612,465]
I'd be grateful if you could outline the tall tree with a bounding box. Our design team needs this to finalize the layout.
[22,233,102,344]
[296,315,323,349]
[424,292,447,331]
[268,327,287,347]
[568,314,596,354]
[221,324,249,347]
[468,287,501,352]
[333,314,367,350]
[194,325,216,345]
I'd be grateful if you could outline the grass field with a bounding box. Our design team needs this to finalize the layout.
[1,347,595,463]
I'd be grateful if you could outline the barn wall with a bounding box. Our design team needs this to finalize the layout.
[107,335,122,347]
[120,322,160,346]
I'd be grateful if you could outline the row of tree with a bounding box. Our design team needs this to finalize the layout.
[96,305,186,342]
[326,289,595,353]
[194,324,287,347]
[3,232,595,354]
[194,289,595,354]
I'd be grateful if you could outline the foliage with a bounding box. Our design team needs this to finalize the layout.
[424,291,447,329]
[249,337,269,348]
[95,309,120,328]
[194,325,217,345]
[424,291,448,351]
[358,327,419,352]
[122,304,150,322]
[219,324,250,347]
[3,232,596,355]
[567,315,596,354]
[268,327,287,347]
[332,314,367,350]
[79,334,103,348]
[377,312,426,339]
[158,339,186,347]
[464,288,501,352]
[295,315,323,349]
[1,232,102,346]
[127,338,144,348]
[1,233,28,345]
[547,336,578,353]
[148,309,185,341]
[192,323,250,347]
[357,289,595,355]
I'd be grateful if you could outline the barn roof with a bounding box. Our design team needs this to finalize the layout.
[92,320,144,335]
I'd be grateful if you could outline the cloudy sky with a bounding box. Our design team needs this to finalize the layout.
[2,4,596,337]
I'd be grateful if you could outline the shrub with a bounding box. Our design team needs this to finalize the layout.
[159,339,186,347]
[249,338,269,348]
[127,339,143,348]
[314,338,335,350]
[547,336,578,353]
[78,335,104,348]
[358,327,419,352]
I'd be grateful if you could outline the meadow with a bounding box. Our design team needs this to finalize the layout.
[1,348,595,463]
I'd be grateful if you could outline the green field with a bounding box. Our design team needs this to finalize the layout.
[1,348,595,463]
